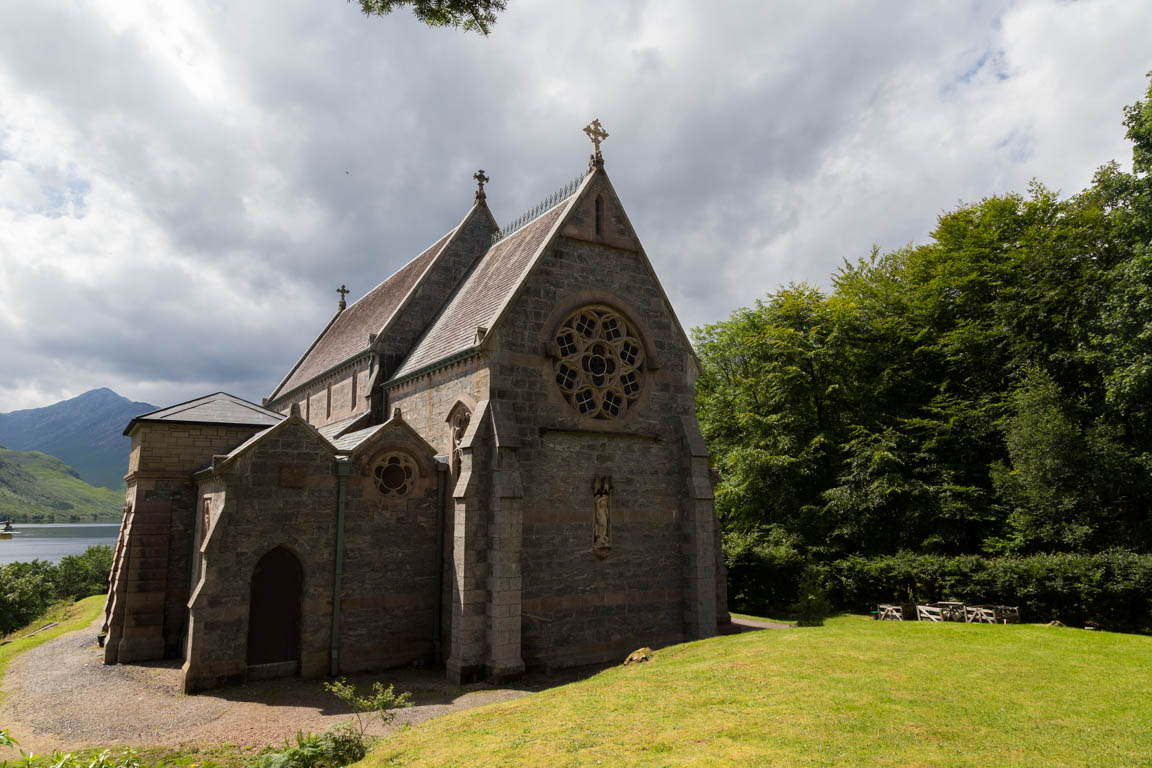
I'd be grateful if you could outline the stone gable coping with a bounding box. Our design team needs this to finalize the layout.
[210,413,335,474]
[342,410,438,460]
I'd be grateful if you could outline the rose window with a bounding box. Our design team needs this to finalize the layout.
[373,453,417,497]
[552,306,645,419]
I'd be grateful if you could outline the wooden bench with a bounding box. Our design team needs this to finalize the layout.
[877,604,904,621]
[994,605,1020,624]
[916,605,943,622]
[965,605,997,623]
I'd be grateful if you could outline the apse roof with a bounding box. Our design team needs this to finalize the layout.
[123,392,285,435]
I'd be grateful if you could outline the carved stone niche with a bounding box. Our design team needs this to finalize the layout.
[593,475,612,558]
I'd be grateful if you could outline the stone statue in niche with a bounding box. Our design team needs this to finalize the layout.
[593,475,612,557]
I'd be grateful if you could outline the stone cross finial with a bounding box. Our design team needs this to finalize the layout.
[473,169,490,201]
[337,284,350,310]
[583,119,609,169]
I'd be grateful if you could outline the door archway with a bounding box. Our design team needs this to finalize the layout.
[247,547,303,667]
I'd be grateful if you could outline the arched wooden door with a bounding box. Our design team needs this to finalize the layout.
[247,547,303,667]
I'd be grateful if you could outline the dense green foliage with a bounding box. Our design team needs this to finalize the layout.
[0,447,124,522]
[0,740,144,768]
[249,728,366,768]
[250,679,411,768]
[355,0,506,35]
[0,546,113,635]
[697,74,1152,617]
[826,551,1152,633]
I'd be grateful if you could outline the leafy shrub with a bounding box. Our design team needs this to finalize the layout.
[0,731,143,768]
[248,678,412,768]
[790,569,833,627]
[54,546,114,601]
[0,546,113,636]
[0,561,57,636]
[323,677,412,739]
[723,526,807,615]
[248,728,365,768]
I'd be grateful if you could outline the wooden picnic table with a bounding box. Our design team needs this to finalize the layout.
[935,602,966,621]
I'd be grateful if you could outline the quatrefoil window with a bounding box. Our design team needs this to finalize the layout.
[373,453,416,497]
[553,306,645,419]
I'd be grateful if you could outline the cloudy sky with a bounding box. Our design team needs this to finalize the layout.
[1,0,1150,411]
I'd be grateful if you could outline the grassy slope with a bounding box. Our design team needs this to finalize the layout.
[364,617,1152,768]
[0,448,123,522]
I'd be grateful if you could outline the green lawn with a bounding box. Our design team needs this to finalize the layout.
[362,617,1152,768]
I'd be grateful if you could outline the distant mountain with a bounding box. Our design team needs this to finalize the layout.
[0,446,125,521]
[0,388,157,489]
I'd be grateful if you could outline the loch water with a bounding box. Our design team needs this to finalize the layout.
[0,522,120,565]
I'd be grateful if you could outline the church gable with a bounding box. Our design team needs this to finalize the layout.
[491,173,697,429]
[268,201,497,409]
[559,172,641,252]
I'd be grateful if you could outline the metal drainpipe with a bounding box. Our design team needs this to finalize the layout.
[432,460,448,663]
[330,457,350,677]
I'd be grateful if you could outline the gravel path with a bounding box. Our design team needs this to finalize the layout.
[0,616,564,756]
[1,615,786,757]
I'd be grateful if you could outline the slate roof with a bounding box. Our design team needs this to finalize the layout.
[315,411,371,442]
[390,200,572,379]
[330,423,387,452]
[270,227,458,400]
[124,393,285,435]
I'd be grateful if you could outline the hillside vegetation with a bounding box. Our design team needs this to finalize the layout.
[0,447,124,522]
[363,618,1152,767]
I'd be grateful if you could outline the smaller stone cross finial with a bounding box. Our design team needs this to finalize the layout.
[583,119,609,169]
[473,169,490,201]
[337,284,350,311]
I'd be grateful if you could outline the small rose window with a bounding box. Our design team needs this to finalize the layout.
[553,306,645,419]
[373,453,417,497]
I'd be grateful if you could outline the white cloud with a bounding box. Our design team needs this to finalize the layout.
[0,0,1149,411]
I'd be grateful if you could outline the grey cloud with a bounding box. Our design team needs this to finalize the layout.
[0,0,1149,410]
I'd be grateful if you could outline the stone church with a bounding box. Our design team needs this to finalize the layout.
[101,126,729,693]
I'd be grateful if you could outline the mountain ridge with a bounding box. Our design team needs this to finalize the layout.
[0,388,157,489]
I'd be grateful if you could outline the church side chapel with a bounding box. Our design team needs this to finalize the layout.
[101,122,730,693]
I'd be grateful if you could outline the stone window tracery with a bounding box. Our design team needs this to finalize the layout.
[373,453,417,497]
[552,305,645,419]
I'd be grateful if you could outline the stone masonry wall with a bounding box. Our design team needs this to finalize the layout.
[105,422,264,665]
[386,358,490,672]
[128,423,261,476]
[339,424,442,672]
[182,417,443,691]
[386,359,490,456]
[277,359,372,428]
[183,420,339,692]
[489,173,719,668]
